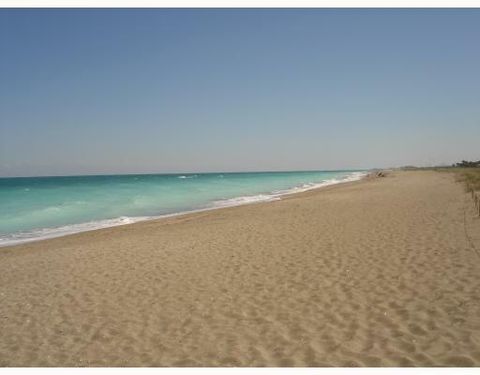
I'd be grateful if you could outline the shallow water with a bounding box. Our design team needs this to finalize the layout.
[0,170,366,246]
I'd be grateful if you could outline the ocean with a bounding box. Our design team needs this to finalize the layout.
[0,170,366,246]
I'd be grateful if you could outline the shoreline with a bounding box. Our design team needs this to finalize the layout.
[0,171,368,249]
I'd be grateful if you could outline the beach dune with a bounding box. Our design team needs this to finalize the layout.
[1,170,480,366]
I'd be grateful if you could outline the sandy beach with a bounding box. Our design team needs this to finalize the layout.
[1,170,479,367]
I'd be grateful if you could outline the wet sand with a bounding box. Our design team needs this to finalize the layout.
[1,170,480,366]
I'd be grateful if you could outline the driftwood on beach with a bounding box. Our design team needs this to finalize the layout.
[366,170,388,179]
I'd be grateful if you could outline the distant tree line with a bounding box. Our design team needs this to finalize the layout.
[454,160,480,168]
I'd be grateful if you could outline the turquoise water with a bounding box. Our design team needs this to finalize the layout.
[0,170,366,246]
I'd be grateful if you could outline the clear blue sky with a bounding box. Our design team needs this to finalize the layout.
[1,9,479,177]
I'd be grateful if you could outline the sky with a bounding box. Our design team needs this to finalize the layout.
[1,9,479,177]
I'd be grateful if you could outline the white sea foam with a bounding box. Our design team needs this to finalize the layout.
[0,171,367,247]
[213,171,367,208]
[273,171,367,195]
[212,194,281,207]
[0,216,151,247]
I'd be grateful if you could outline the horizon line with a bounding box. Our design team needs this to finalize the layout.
[0,167,376,179]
